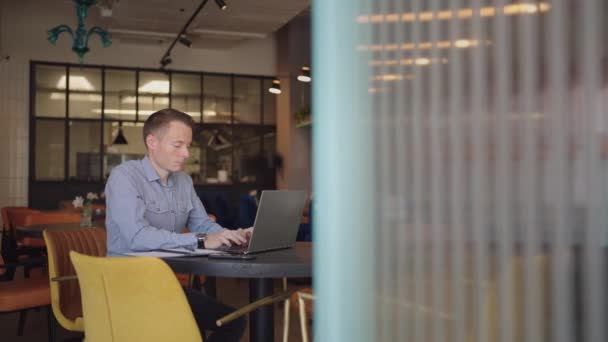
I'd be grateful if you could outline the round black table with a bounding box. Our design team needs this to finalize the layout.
[164,243,312,342]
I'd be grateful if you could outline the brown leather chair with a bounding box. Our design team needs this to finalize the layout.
[43,228,107,338]
[14,212,81,247]
[0,255,52,338]
[1,207,43,248]
[1,207,37,233]
[20,212,82,228]
[1,207,45,280]
[10,209,80,248]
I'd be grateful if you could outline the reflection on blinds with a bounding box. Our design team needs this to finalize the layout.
[314,1,607,341]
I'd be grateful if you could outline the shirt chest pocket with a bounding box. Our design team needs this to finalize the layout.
[144,200,171,224]
[144,200,173,229]
[145,200,170,213]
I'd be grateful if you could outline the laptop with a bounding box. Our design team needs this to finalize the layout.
[214,190,307,255]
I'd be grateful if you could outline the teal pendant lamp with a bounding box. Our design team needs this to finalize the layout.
[47,0,112,63]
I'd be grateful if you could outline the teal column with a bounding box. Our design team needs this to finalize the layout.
[312,1,376,341]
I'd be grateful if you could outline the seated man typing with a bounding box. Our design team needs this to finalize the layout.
[105,108,250,342]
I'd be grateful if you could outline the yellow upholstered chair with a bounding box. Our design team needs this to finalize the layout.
[70,251,202,342]
[43,228,106,335]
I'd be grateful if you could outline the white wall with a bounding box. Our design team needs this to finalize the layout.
[0,0,277,218]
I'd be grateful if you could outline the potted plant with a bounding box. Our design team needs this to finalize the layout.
[294,105,311,125]
[72,192,103,227]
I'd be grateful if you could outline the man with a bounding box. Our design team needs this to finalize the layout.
[105,108,249,342]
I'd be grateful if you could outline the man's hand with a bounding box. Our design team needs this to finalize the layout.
[236,227,253,241]
[205,229,250,249]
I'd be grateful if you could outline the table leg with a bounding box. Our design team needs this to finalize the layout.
[203,276,217,297]
[249,278,274,342]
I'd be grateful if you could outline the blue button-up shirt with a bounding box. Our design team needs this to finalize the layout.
[105,156,223,255]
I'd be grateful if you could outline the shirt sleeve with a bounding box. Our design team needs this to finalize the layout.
[185,181,225,234]
[105,167,198,251]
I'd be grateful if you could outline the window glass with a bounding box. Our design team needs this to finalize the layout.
[172,73,201,121]
[103,121,146,178]
[35,120,65,179]
[203,75,231,124]
[234,77,261,125]
[69,121,101,180]
[68,67,102,119]
[138,72,169,121]
[105,69,136,121]
[35,65,66,118]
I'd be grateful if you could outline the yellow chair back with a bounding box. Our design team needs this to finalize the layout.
[70,252,202,342]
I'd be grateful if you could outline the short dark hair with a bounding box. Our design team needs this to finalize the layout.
[143,108,195,148]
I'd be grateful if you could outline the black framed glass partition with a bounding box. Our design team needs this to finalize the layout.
[29,61,277,208]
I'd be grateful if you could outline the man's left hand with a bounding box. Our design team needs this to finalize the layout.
[236,227,253,241]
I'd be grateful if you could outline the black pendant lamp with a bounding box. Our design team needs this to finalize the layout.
[113,122,128,145]
[208,130,224,147]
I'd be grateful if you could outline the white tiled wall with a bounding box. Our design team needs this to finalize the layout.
[0,56,29,225]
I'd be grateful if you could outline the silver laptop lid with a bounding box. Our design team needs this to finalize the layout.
[246,190,308,254]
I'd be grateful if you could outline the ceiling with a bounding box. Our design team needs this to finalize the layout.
[92,0,310,49]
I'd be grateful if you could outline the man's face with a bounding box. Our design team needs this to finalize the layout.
[147,121,192,174]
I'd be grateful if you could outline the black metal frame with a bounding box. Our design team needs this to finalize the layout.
[159,0,210,69]
[28,60,277,208]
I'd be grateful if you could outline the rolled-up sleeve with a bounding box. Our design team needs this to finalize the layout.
[186,181,224,234]
[106,168,198,252]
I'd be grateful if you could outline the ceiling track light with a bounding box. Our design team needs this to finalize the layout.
[297,66,311,82]
[214,0,228,10]
[268,79,281,94]
[160,55,172,68]
[179,35,192,48]
[158,0,228,68]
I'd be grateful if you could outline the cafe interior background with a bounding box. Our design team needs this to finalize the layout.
[0,0,313,218]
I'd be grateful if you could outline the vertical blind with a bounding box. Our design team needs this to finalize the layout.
[314,1,607,341]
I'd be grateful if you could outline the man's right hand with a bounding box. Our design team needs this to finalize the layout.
[204,229,248,249]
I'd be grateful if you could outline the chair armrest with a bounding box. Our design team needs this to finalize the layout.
[216,289,296,327]
[297,291,315,301]
[51,275,78,282]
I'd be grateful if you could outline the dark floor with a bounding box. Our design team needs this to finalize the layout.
[0,277,311,342]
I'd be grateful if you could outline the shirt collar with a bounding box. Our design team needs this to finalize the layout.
[142,156,160,182]
[142,156,176,187]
